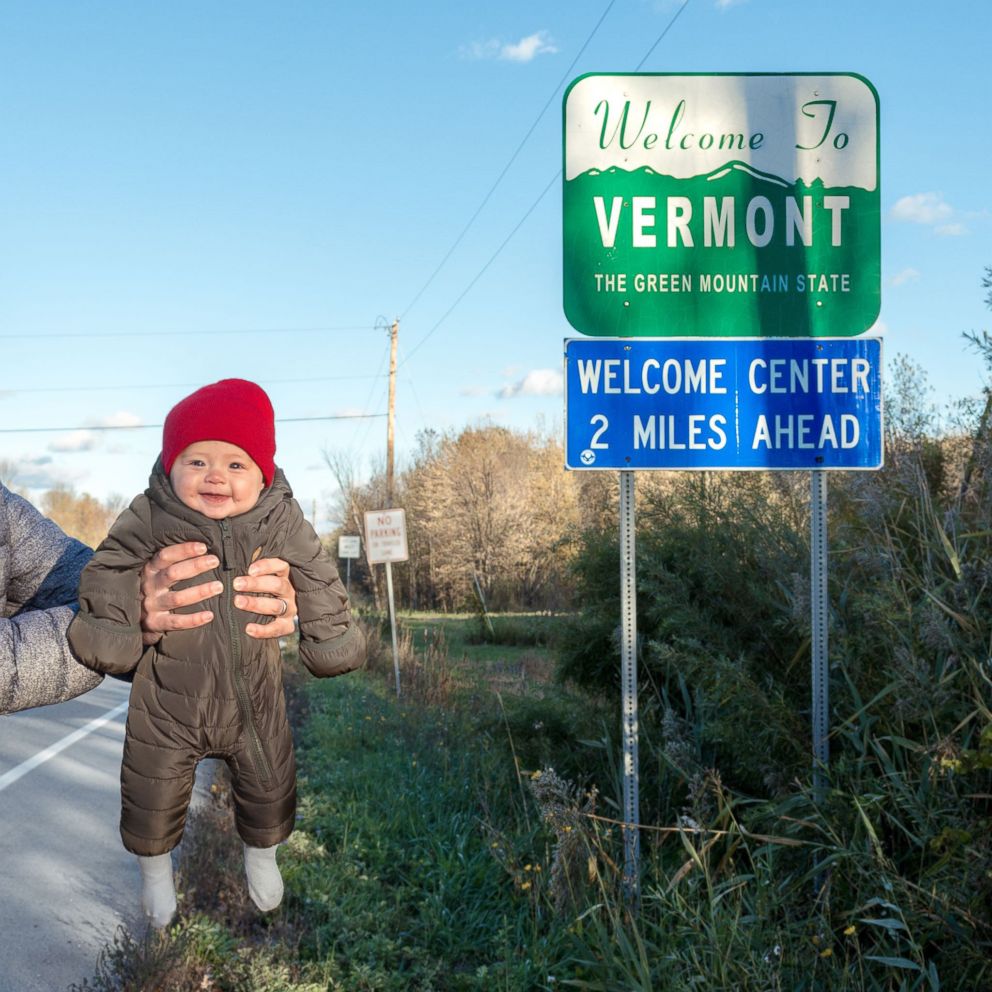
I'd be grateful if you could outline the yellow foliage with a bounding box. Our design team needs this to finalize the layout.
[41,485,123,549]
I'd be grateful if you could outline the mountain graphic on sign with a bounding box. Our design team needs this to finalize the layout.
[703,160,789,187]
[573,161,791,186]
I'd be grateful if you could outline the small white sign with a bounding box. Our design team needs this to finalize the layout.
[338,535,361,559]
[364,508,409,564]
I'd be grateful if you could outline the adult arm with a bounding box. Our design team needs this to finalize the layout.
[0,485,102,714]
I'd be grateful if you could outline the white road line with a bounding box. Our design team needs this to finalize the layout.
[0,700,128,793]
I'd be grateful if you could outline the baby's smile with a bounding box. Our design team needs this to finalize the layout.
[169,441,265,520]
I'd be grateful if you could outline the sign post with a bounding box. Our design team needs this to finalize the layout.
[562,72,881,905]
[338,534,361,596]
[811,472,829,803]
[364,509,409,697]
[619,471,640,906]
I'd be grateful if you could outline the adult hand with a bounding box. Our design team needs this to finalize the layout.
[140,545,298,644]
[233,557,298,640]
[140,542,221,645]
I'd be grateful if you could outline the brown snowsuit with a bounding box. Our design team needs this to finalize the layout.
[67,462,365,857]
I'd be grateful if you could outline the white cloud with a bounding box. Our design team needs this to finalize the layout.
[89,410,142,429]
[48,430,98,453]
[890,268,921,287]
[716,0,747,8]
[15,467,67,489]
[498,369,563,399]
[460,30,557,63]
[867,318,888,336]
[890,192,954,226]
[0,453,77,490]
[459,385,491,398]
[500,31,557,62]
[43,410,143,455]
[890,192,971,237]
[459,39,500,60]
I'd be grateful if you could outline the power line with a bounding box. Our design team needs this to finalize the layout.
[401,373,429,425]
[0,413,386,435]
[635,0,691,71]
[401,172,560,366]
[399,0,617,321]
[0,374,388,395]
[351,331,393,453]
[0,325,372,341]
[400,0,693,366]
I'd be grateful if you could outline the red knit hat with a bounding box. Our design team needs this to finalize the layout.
[162,379,276,486]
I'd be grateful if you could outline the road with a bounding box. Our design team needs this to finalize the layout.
[0,677,141,992]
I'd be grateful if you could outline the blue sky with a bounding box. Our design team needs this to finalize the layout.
[1,0,989,527]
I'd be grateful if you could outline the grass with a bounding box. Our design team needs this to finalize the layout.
[73,605,992,990]
[280,673,560,990]
[399,611,564,679]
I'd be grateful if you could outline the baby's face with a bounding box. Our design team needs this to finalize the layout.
[169,440,265,520]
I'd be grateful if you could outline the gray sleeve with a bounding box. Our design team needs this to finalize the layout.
[0,487,103,714]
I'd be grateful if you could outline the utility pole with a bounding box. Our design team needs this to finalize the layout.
[386,317,398,506]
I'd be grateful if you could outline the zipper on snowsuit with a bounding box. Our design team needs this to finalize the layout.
[220,518,272,787]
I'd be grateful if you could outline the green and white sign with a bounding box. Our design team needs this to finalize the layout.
[563,73,880,337]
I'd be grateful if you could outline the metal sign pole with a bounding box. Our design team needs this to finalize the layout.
[385,560,401,697]
[811,471,829,803]
[619,470,640,908]
[345,557,351,597]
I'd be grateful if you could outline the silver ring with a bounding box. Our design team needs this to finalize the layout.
[275,597,289,618]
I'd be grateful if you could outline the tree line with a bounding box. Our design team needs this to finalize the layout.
[327,424,632,613]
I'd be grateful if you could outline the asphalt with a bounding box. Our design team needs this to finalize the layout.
[0,678,142,991]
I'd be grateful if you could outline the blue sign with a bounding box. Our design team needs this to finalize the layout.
[565,337,882,470]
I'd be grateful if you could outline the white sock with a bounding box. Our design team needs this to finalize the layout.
[137,853,177,929]
[243,843,283,912]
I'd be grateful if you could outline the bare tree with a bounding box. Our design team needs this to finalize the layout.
[323,449,387,609]
[323,426,585,612]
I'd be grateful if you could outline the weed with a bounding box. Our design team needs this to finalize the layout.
[67,920,250,992]
[403,624,454,705]
[529,768,600,916]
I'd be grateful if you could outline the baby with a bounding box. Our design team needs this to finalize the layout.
[68,378,365,928]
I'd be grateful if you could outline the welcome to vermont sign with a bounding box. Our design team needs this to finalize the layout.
[562,73,880,337]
